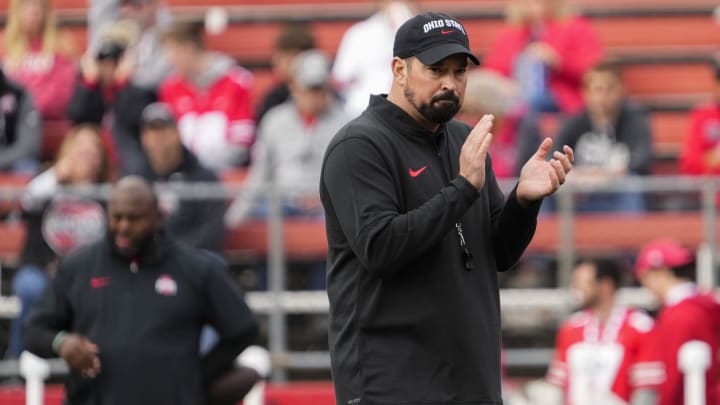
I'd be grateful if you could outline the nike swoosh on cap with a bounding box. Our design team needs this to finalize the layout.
[440,30,456,35]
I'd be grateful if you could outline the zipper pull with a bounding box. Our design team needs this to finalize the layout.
[130,261,138,274]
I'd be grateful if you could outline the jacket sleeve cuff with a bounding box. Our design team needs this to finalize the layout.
[506,186,542,218]
[52,331,68,354]
[451,176,480,203]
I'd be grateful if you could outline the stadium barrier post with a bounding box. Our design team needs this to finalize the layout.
[679,340,712,405]
[700,178,718,290]
[267,156,287,382]
[19,351,50,405]
[557,186,575,288]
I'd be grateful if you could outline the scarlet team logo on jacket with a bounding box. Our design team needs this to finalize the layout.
[155,275,178,296]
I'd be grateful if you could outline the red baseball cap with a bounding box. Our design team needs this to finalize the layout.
[635,238,695,278]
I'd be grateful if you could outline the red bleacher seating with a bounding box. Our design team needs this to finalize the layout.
[0,382,337,405]
[623,63,714,98]
[222,211,714,260]
[652,111,693,159]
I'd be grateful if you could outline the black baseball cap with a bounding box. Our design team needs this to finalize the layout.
[393,12,479,66]
[140,102,176,129]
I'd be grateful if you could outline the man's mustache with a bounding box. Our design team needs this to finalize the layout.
[431,92,460,104]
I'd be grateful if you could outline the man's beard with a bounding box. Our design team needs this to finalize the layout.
[405,87,461,124]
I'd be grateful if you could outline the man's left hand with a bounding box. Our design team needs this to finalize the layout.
[516,137,573,205]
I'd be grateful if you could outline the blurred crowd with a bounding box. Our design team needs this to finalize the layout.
[0,0,719,365]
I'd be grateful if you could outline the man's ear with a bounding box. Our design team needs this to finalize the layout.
[391,57,408,83]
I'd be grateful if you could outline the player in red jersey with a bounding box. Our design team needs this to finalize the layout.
[547,258,662,405]
[635,238,720,405]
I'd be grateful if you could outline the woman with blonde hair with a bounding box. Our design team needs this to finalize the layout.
[484,0,604,114]
[3,0,77,120]
[7,124,113,359]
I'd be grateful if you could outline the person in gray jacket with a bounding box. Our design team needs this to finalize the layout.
[225,49,350,290]
[225,50,350,226]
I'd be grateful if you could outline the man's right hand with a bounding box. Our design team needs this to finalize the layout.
[58,333,101,378]
[459,114,494,190]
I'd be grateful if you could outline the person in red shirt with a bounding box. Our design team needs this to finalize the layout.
[679,63,720,175]
[159,21,255,171]
[635,238,720,405]
[483,0,603,114]
[3,0,77,121]
[547,258,661,405]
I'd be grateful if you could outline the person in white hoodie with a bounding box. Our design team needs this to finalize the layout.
[332,0,417,118]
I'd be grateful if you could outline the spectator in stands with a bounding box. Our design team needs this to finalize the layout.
[679,62,720,175]
[255,22,316,127]
[7,124,111,360]
[332,0,417,118]
[461,69,539,179]
[226,50,348,290]
[0,67,42,173]
[159,22,255,171]
[547,258,660,404]
[23,176,261,405]
[132,102,226,254]
[552,61,652,212]
[484,0,603,114]
[635,238,720,405]
[67,20,156,175]
[88,0,172,91]
[3,0,77,122]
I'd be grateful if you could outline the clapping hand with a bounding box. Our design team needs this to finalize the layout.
[459,114,495,190]
[516,137,574,204]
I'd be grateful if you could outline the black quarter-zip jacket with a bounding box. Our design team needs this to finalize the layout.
[24,234,258,405]
[320,95,541,405]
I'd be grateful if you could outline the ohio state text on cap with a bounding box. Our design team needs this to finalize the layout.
[393,12,480,65]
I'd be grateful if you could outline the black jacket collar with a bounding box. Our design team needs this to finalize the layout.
[103,230,172,268]
[367,95,446,148]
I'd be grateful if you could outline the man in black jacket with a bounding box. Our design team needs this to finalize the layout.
[131,102,226,254]
[551,60,652,212]
[24,176,259,405]
[320,12,574,405]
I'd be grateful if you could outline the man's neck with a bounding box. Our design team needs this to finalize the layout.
[184,54,207,82]
[152,152,183,178]
[594,298,616,323]
[664,280,696,306]
[589,107,620,131]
